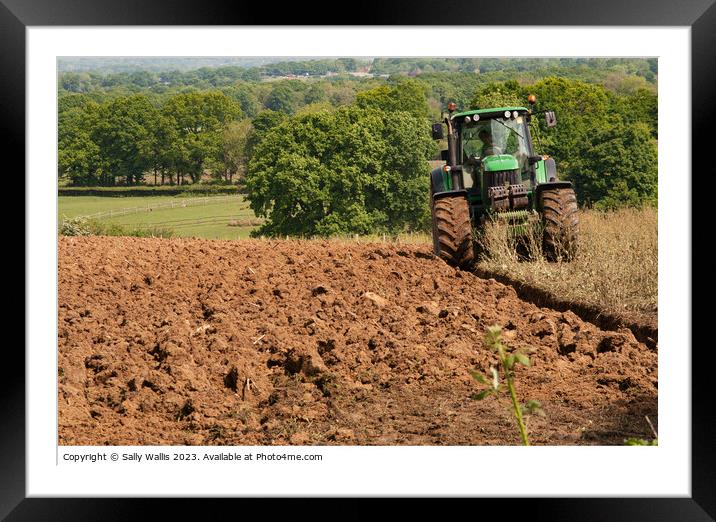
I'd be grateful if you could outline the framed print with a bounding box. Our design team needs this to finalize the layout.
[6,0,713,518]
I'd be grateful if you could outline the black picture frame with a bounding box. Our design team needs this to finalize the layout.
[6,0,711,519]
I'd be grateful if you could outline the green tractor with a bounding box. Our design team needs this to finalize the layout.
[429,96,579,268]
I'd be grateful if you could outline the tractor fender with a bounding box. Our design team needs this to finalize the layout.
[430,166,446,193]
[432,189,468,201]
[544,157,558,182]
[535,180,574,209]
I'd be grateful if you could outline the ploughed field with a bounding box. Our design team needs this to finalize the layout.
[58,237,657,445]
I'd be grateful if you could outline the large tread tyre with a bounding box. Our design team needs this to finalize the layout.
[541,187,579,261]
[430,194,475,269]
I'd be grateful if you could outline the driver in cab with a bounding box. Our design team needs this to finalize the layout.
[478,128,501,157]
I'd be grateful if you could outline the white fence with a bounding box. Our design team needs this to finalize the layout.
[79,195,243,220]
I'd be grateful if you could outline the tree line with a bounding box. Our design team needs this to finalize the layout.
[59,91,248,186]
[58,57,656,98]
[58,58,373,95]
[58,57,657,129]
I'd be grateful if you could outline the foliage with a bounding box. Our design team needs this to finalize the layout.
[245,104,436,237]
[223,85,262,118]
[58,57,657,93]
[58,91,243,187]
[265,83,298,114]
[58,102,104,185]
[90,95,160,185]
[615,88,658,138]
[58,215,94,236]
[356,78,431,119]
[213,119,253,184]
[59,215,174,238]
[304,83,330,105]
[295,102,336,116]
[576,121,658,209]
[161,91,243,184]
[470,80,525,109]
[470,325,543,446]
[528,77,657,207]
[246,110,287,156]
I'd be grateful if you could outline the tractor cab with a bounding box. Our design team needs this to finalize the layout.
[454,107,535,196]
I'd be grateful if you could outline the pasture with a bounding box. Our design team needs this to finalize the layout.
[58,194,260,239]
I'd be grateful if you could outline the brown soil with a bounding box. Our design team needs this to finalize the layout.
[58,237,657,446]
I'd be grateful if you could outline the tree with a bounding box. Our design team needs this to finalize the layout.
[60,73,91,93]
[214,119,253,184]
[265,84,296,114]
[246,110,287,156]
[223,84,262,118]
[356,78,430,119]
[148,113,178,185]
[294,102,335,117]
[617,88,658,139]
[328,84,357,106]
[58,103,104,185]
[304,84,329,105]
[91,95,158,185]
[528,77,616,188]
[245,105,436,237]
[572,121,657,209]
[527,78,657,207]
[470,80,524,109]
[161,91,242,184]
[356,86,393,111]
[58,93,94,114]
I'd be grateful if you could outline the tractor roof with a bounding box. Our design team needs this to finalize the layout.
[451,106,529,119]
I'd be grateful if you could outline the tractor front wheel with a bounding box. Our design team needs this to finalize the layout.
[431,194,475,269]
[541,187,579,261]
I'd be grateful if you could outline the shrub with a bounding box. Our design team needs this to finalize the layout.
[59,216,174,238]
[59,216,93,236]
[246,104,436,237]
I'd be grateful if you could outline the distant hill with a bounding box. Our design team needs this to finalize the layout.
[57,57,332,73]
[57,57,656,83]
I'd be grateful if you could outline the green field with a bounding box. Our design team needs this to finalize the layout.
[58,195,260,239]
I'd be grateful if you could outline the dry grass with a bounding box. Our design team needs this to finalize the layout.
[476,207,657,323]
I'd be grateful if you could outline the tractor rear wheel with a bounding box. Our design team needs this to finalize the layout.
[431,194,475,269]
[541,187,579,261]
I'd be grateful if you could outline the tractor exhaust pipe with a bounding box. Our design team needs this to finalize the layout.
[445,117,458,168]
[444,103,462,189]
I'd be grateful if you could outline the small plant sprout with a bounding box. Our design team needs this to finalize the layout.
[470,324,544,446]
